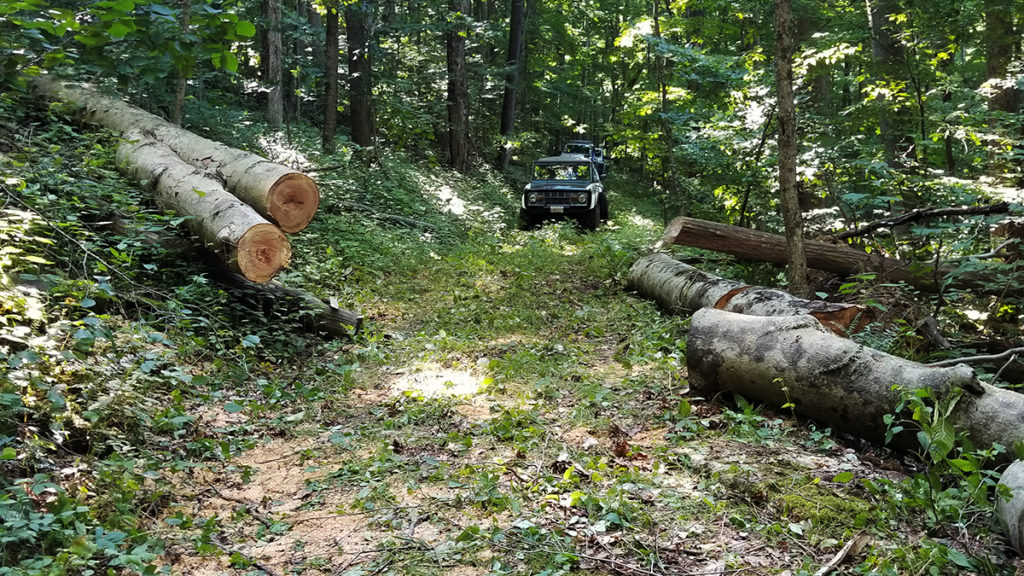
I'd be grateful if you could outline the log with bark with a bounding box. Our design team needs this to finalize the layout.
[213,270,363,338]
[627,252,873,335]
[662,216,1024,299]
[686,308,1024,457]
[116,132,290,283]
[33,75,319,233]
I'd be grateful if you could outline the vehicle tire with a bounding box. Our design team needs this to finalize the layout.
[518,208,539,230]
[599,194,609,221]
[580,205,600,232]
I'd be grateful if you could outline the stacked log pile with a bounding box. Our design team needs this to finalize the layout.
[34,75,361,335]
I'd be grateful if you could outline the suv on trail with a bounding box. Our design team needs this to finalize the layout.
[519,153,608,231]
[562,139,608,177]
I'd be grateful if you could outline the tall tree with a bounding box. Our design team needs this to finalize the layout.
[266,0,284,130]
[498,0,525,167]
[775,0,807,297]
[172,0,191,126]
[323,0,339,153]
[985,0,1018,114]
[345,0,374,147]
[865,0,914,169]
[447,0,470,172]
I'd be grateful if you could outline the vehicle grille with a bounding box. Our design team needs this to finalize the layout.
[541,190,584,205]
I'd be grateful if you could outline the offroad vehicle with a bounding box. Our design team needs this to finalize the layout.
[562,139,608,177]
[519,153,608,231]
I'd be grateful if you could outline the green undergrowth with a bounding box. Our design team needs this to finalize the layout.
[0,91,1019,576]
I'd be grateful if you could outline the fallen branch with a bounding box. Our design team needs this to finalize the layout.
[927,346,1024,368]
[813,534,871,576]
[834,202,1012,241]
[661,216,1024,299]
[628,252,872,335]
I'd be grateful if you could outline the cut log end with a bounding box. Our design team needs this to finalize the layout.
[269,173,320,233]
[237,224,292,282]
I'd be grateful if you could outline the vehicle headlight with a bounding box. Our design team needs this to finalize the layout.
[528,192,539,204]
[576,193,588,204]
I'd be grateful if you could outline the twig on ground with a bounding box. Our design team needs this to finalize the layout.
[927,346,1024,368]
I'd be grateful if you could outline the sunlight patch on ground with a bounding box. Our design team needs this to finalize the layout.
[389,365,485,398]
[626,212,657,227]
[433,184,467,215]
[258,134,311,169]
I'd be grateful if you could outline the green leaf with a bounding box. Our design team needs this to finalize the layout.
[949,458,978,473]
[832,471,854,483]
[224,401,243,413]
[0,447,16,460]
[108,21,132,39]
[235,20,256,37]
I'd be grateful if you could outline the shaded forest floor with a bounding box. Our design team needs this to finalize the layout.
[1,100,1021,575]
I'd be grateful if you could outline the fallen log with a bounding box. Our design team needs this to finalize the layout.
[33,74,319,233]
[116,132,290,282]
[213,270,363,338]
[662,216,1024,299]
[627,252,872,335]
[686,308,1024,456]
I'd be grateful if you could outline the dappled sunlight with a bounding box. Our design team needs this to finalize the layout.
[258,134,311,169]
[389,364,486,398]
[432,184,467,215]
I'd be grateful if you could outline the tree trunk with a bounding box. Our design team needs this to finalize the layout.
[266,0,284,130]
[985,0,1018,114]
[172,0,191,126]
[774,0,808,297]
[497,0,524,168]
[117,132,291,283]
[865,0,915,169]
[33,75,320,233]
[323,0,340,153]
[661,215,1024,298]
[345,0,374,148]
[447,0,470,172]
[687,308,1024,460]
[628,253,872,334]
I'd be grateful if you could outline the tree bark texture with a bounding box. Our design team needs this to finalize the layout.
[116,132,291,283]
[172,0,191,126]
[345,0,374,147]
[499,0,524,137]
[323,1,340,153]
[32,75,320,233]
[628,253,872,335]
[446,0,470,172]
[687,308,1024,457]
[773,0,808,297]
[266,0,284,130]
[661,216,1024,299]
[985,0,1019,114]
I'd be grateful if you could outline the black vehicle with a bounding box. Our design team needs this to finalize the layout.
[519,153,608,231]
[562,139,608,177]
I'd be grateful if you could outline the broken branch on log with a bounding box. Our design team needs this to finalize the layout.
[627,252,872,335]
[686,308,1024,458]
[33,74,319,233]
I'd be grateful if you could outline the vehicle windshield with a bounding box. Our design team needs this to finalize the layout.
[564,144,591,155]
[534,163,590,181]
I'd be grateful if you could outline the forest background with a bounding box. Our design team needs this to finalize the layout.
[4,0,1024,574]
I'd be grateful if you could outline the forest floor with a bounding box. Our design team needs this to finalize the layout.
[3,103,1020,575]
[153,170,1020,575]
